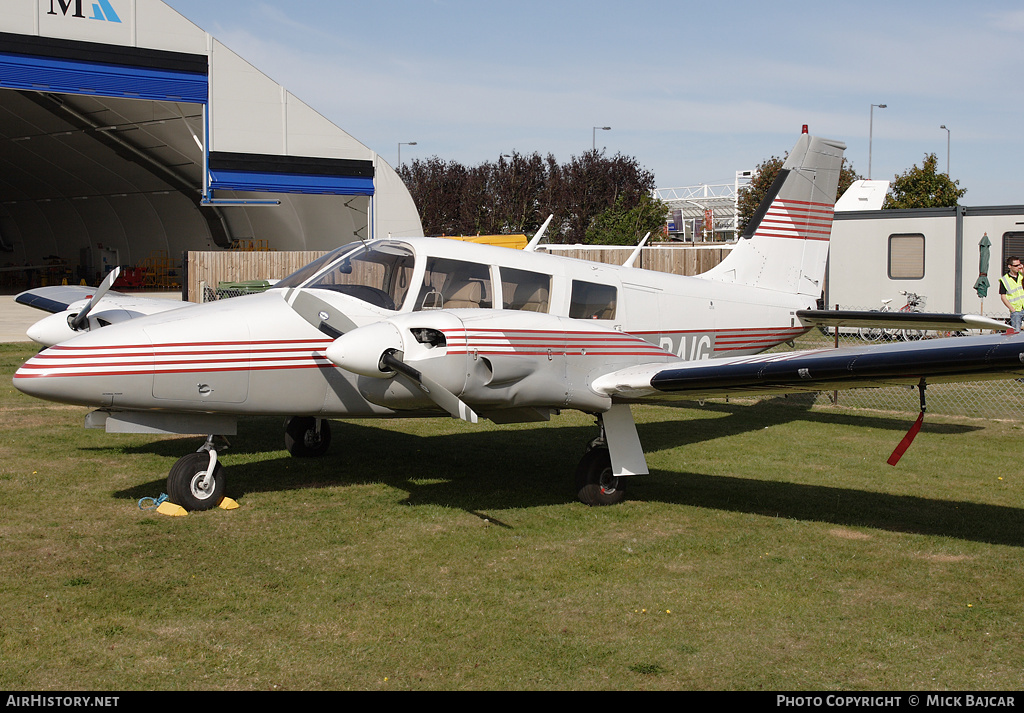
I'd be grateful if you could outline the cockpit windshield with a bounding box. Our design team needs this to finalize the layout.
[273,242,416,311]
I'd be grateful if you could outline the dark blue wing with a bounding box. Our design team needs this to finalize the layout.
[593,333,1024,401]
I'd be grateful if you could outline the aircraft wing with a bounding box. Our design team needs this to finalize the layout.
[797,309,1008,332]
[15,285,185,315]
[591,333,1024,402]
[16,285,109,314]
[16,284,187,346]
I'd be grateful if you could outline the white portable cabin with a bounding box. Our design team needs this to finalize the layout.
[827,205,1024,320]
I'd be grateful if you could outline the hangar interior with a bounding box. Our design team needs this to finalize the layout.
[0,0,421,294]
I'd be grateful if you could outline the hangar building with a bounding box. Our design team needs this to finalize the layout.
[0,0,423,289]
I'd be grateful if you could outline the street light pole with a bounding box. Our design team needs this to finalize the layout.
[869,104,886,179]
[592,126,611,151]
[940,125,950,175]
[398,141,417,167]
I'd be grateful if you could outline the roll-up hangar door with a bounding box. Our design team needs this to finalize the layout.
[0,32,220,287]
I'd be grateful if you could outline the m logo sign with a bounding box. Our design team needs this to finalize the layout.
[47,0,122,23]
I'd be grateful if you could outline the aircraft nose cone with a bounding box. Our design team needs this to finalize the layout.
[325,321,404,378]
[26,312,76,347]
[13,359,42,396]
[12,347,99,405]
[13,322,153,408]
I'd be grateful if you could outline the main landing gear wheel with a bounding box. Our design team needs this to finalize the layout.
[167,451,226,511]
[575,446,626,506]
[285,416,332,458]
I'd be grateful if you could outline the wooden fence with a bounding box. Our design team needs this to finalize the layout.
[538,244,733,275]
[185,251,326,302]
[184,243,734,302]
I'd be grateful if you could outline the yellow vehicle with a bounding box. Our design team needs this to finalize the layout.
[442,234,528,250]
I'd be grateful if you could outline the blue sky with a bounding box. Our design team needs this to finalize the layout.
[164,0,1024,205]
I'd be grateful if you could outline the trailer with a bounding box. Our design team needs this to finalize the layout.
[827,205,1024,323]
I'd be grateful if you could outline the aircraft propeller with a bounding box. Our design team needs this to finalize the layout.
[379,348,479,423]
[69,266,121,331]
[324,322,479,423]
[286,288,478,423]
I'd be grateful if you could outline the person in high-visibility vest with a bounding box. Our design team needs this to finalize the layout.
[999,255,1024,331]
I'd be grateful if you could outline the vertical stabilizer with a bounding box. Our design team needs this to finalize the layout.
[703,133,846,296]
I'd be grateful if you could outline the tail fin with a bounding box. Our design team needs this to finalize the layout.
[703,131,846,296]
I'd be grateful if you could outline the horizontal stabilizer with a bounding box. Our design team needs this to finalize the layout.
[797,309,1008,333]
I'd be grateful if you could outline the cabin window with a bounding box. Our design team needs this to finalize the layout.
[888,234,925,279]
[275,242,415,310]
[274,243,358,288]
[416,257,492,310]
[569,280,617,320]
[500,268,551,313]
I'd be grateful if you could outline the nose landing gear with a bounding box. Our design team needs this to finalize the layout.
[166,436,227,511]
[163,414,332,512]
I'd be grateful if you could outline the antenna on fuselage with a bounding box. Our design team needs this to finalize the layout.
[622,232,651,268]
[523,215,554,252]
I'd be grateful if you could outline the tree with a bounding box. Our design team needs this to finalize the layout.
[489,152,547,235]
[398,157,472,236]
[883,153,966,209]
[554,150,659,244]
[737,154,860,233]
[398,150,661,244]
[586,193,669,245]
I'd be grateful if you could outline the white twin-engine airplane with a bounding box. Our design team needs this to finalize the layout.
[13,130,1023,511]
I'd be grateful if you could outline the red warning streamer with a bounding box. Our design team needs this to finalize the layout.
[887,410,924,466]
[888,379,927,466]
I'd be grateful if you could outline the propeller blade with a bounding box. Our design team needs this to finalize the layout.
[70,266,121,331]
[285,288,358,338]
[380,350,479,423]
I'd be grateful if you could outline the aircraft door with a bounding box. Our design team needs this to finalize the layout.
[145,317,250,405]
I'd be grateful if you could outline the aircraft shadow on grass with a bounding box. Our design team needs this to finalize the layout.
[105,397,1024,547]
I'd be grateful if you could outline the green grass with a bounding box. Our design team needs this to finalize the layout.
[1,342,1023,690]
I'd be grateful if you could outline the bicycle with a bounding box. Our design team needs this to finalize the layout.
[858,291,927,342]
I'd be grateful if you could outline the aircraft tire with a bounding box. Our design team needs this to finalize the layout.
[285,417,332,458]
[575,446,626,506]
[167,452,226,511]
